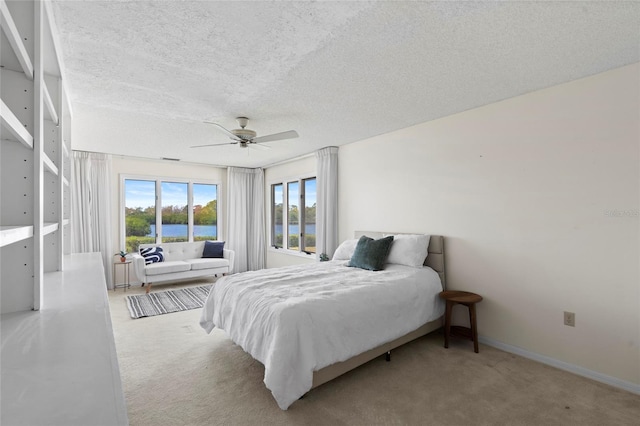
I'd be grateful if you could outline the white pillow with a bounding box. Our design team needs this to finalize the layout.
[384,234,431,267]
[332,239,359,260]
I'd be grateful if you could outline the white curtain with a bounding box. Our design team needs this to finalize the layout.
[316,146,339,259]
[71,151,113,288]
[227,167,265,273]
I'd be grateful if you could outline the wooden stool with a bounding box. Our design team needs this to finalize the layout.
[439,290,483,353]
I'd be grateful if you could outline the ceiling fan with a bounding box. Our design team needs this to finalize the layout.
[191,117,299,149]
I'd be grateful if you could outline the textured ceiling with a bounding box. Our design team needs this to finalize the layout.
[50,1,640,168]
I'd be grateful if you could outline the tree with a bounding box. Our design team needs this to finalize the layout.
[125,206,155,226]
[161,205,188,224]
[305,203,316,224]
[289,205,299,224]
[273,203,283,223]
[194,200,217,225]
[126,216,151,237]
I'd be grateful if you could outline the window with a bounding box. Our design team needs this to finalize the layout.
[193,183,218,242]
[123,177,219,253]
[270,176,316,254]
[271,184,284,248]
[287,181,299,250]
[124,179,156,252]
[161,182,188,243]
[303,178,316,254]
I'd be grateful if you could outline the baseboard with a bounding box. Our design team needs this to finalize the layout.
[479,336,640,395]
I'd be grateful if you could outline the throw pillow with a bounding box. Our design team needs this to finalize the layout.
[385,234,431,267]
[348,235,394,271]
[140,246,164,265]
[203,241,225,258]
[332,238,359,260]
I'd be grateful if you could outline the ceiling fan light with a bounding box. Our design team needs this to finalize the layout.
[236,117,249,128]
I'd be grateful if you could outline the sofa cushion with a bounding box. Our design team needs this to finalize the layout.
[145,260,191,276]
[186,258,229,271]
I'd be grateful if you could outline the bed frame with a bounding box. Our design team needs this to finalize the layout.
[311,232,446,389]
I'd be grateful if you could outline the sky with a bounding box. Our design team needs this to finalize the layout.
[273,178,316,207]
[125,180,217,208]
[126,178,313,208]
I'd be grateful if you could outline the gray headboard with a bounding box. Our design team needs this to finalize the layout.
[354,231,446,290]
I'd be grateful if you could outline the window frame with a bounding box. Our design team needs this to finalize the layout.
[119,174,222,252]
[268,175,316,258]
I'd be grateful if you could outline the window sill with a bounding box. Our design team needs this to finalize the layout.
[268,246,316,259]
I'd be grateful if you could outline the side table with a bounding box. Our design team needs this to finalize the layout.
[439,290,483,353]
[113,260,132,291]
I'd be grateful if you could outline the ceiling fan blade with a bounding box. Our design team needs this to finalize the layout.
[204,121,242,141]
[251,130,299,144]
[248,142,271,151]
[190,141,238,148]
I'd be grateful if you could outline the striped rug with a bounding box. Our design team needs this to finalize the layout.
[126,285,212,319]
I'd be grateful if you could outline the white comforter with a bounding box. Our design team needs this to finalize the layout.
[199,260,444,410]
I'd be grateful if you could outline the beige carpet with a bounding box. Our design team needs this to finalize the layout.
[109,280,640,425]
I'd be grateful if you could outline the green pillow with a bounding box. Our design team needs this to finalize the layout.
[348,235,394,271]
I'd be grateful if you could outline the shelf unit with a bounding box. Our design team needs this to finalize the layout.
[1,253,129,425]
[1,0,71,313]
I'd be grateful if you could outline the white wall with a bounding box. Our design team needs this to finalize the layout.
[338,64,639,386]
[264,155,317,268]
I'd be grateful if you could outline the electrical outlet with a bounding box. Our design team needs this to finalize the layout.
[564,311,575,327]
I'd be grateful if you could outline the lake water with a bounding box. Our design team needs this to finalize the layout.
[276,224,316,235]
[149,224,216,237]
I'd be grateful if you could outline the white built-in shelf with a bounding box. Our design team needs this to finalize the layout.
[43,83,59,125]
[43,153,58,176]
[0,99,34,149]
[1,0,72,322]
[1,253,129,425]
[42,222,58,236]
[0,0,34,80]
[0,225,34,247]
[42,1,64,78]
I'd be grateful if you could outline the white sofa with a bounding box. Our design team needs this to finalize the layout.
[131,241,234,293]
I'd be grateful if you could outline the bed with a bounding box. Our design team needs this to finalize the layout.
[199,231,446,410]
